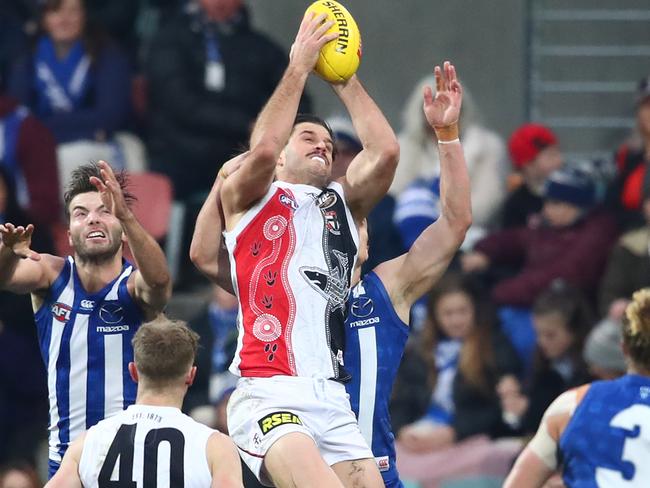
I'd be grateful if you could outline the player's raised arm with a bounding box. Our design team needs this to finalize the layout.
[220,13,337,225]
[190,153,246,292]
[333,75,400,222]
[375,62,471,321]
[90,161,171,319]
[0,222,61,294]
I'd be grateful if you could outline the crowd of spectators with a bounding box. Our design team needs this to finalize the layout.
[1,0,649,486]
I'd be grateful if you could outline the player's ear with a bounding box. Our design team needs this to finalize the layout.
[128,362,139,383]
[186,366,197,386]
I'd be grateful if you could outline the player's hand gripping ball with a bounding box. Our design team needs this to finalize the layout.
[305,0,362,83]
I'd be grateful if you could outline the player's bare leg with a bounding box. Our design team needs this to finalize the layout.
[332,458,384,488]
[264,432,344,488]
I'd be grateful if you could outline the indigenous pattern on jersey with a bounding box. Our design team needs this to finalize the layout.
[79,405,214,488]
[560,374,650,487]
[34,257,142,465]
[344,272,408,487]
[225,181,358,381]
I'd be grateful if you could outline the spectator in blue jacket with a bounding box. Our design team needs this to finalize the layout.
[7,0,131,145]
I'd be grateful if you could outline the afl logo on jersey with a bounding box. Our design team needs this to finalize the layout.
[351,297,374,318]
[279,193,298,210]
[51,302,72,323]
[99,303,124,324]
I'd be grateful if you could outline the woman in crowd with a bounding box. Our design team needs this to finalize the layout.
[392,273,521,451]
[497,281,593,436]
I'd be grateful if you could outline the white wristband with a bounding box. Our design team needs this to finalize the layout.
[438,138,460,145]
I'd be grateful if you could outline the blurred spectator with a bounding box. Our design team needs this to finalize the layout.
[0,462,41,488]
[391,74,508,248]
[583,317,626,380]
[501,123,563,228]
[606,75,650,230]
[0,167,50,466]
[8,0,144,193]
[598,190,650,319]
[145,0,307,201]
[462,167,618,307]
[0,86,61,228]
[327,114,402,272]
[391,274,520,452]
[497,282,592,436]
[84,0,141,59]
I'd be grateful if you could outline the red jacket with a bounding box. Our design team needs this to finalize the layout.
[0,95,61,226]
[475,210,619,307]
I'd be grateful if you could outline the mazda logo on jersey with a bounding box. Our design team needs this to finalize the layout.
[99,303,125,324]
[258,411,303,435]
[351,297,374,318]
[51,302,72,323]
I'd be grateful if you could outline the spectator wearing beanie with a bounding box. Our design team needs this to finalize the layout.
[462,167,618,307]
[606,76,650,230]
[501,123,563,228]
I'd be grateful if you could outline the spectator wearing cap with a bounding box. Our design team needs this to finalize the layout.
[583,317,627,380]
[501,123,563,229]
[462,167,618,307]
[606,76,650,230]
[598,185,650,320]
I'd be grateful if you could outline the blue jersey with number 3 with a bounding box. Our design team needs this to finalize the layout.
[560,374,650,487]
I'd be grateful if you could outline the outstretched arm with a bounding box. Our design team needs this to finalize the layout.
[375,62,471,322]
[90,161,172,319]
[334,76,399,222]
[0,222,62,294]
[504,386,586,488]
[221,13,337,226]
[190,153,247,293]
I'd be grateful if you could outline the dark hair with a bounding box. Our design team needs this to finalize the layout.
[532,280,593,366]
[293,113,338,160]
[63,162,134,218]
[132,316,200,387]
[421,272,497,393]
[39,0,106,62]
[624,288,650,371]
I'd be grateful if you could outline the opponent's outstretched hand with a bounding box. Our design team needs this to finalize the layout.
[289,12,337,74]
[0,222,40,260]
[89,160,133,221]
[423,61,463,128]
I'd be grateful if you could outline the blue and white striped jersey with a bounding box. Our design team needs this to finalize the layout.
[34,257,143,469]
[344,271,409,488]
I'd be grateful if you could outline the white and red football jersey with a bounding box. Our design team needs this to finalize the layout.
[224,180,359,381]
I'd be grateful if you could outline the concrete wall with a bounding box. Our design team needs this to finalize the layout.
[247,0,527,140]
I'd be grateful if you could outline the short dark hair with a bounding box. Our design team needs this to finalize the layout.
[132,316,200,386]
[63,162,134,218]
[293,113,338,160]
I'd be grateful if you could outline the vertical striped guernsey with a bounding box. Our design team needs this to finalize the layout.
[34,257,142,468]
[344,272,409,487]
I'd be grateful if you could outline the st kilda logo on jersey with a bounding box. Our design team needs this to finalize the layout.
[51,302,72,323]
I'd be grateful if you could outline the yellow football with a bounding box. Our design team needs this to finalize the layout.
[305,0,362,83]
